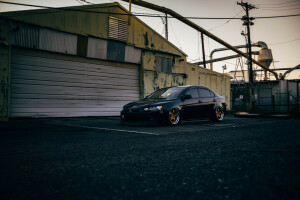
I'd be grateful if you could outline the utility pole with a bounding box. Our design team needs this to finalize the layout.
[201,33,206,68]
[165,13,168,40]
[237,1,256,112]
[237,1,256,83]
[121,0,278,79]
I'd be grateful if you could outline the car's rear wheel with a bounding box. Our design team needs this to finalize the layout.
[168,108,181,125]
[212,106,224,122]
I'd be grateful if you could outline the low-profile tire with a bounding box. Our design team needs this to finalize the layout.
[212,106,224,122]
[168,108,181,126]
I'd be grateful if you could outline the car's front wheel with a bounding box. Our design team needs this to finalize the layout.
[168,108,181,125]
[212,106,224,122]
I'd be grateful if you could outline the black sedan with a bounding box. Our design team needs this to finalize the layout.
[121,85,226,125]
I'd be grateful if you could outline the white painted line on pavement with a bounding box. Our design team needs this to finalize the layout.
[63,124,160,136]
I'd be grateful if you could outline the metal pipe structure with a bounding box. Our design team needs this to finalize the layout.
[281,64,300,80]
[121,0,279,80]
[196,51,259,65]
[201,33,206,68]
[193,41,268,70]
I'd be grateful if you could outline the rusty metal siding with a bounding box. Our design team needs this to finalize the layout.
[39,28,77,55]
[10,53,139,117]
[87,37,107,59]
[125,46,141,64]
[11,22,40,49]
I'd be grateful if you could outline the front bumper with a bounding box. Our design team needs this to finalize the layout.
[120,110,167,122]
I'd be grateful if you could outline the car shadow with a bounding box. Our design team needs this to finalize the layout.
[120,119,215,127]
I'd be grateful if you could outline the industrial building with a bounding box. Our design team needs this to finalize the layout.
[0,2,230,119]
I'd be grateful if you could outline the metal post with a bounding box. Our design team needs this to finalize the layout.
[165,13,168,40]
[297,80,299,113]
[201,33,206,68]
[245,6,253,84]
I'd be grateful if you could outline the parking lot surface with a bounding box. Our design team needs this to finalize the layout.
[0,115,300,200]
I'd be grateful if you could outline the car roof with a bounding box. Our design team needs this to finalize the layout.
[173,85,210,89]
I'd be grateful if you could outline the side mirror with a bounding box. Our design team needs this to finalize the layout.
[180,94,192,101]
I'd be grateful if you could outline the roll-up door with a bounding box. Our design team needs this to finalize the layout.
[10,52,140,117]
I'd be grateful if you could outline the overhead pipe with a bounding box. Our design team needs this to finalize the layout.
[121,0,279,80]
[196,41,269,70]
[281,64,300,80]
[196,52,259,65]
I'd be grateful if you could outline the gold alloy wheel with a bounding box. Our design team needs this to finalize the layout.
[215,107,224,120]
[169,108,180,125]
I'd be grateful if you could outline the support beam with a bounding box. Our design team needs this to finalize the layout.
[201,33,206,68]
[195,52,259,65]
[165,13,168,40]
[121,0,279,80]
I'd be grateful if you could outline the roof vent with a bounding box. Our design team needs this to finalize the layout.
[109,16,128,42]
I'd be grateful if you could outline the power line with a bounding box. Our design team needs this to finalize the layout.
[208,10,243,31]
[256,0,299,5]
[260,7,300,11]
[74,0,85,5]
[255,14,300,19]
[259,3,300,9]
[0,1,300,20]
[169,19,183,50]
[269,37,300,45]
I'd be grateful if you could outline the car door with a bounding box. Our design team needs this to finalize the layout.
[198,88,215,117]
[181,87,200,119]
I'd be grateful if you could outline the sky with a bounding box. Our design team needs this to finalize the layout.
[0,0,299,78]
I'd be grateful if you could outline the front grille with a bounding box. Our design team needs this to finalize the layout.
[124,108,140,113]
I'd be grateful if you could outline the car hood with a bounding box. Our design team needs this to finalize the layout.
[123,98,175,108]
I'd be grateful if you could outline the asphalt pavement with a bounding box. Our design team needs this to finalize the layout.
[0,115,299,200]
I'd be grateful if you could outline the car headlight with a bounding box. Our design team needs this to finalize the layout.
[144,106,162,111]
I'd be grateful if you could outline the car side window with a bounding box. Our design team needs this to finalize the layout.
[185,88,199,98]
[209,90,215,97]
[198,88,211,98]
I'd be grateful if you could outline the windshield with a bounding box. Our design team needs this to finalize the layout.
[146,87,185,99]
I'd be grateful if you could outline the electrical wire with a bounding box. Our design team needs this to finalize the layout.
[256,0,299,5]
[255,14,300,19]
[259,3,300,9]
[260,8,300,11]
[74,0,85,5]
[208,10,243,32]
[169,19,183,51]
[0,1,299,20]
[78,0,93,5]
[269,37,300,45]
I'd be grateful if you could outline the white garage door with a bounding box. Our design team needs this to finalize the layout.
[11,53,140,117]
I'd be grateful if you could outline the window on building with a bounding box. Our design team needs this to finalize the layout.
[155,56,172,74]
[108,16,128,42]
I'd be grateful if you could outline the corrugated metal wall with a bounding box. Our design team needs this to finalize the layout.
[87,37,107,59]
[10,52,140,117]
[10,21,141,64]
[39,28,77,54]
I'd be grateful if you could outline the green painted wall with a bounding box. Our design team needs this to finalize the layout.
[2,3,185,57]
[0,18,10,119]
[141,52,231,109]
